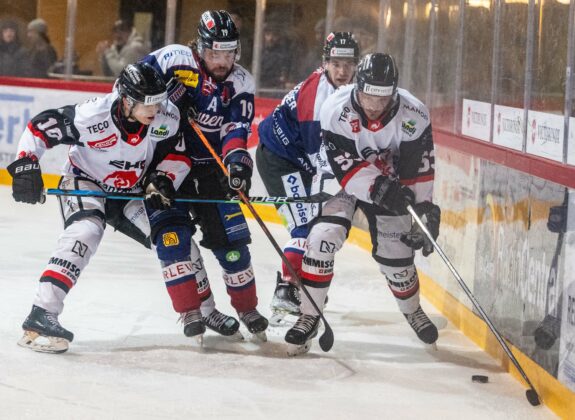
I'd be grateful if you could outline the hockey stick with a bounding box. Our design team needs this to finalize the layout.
[406,204,541,406]
[46,188,330,205]
[191,121,334,352]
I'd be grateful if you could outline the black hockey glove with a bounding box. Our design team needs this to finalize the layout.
[370,175,415,214]
[547,204,567,233]
[222,151,253,196]
[7,156,44,204]
[143,171,176,210]
[166,77,197,120]
[400,201,441,257]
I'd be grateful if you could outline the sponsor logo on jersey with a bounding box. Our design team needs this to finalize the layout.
[126,133,144,145]
[401,119,417,135]
[87,121,110,134]
[109,160,146,170]
[151,124,170,137]
[160,109,178,119]
[350,119,360,133]
[103,170,139,188]
[282,173,309,224]
[72,240,88,257]
[196,112,224,128]
[162,232,180,247]
[87,133,118,149]
[403,104,428,121]
[174,69,199,88]
[338,106,351,122]
[225,250,241,262]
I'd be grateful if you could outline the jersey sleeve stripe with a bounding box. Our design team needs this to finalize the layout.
[401,173,435,186]
[340,161,370,189]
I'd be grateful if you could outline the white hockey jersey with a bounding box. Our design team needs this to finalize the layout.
[16,92,188,193]
[317,84,435,204]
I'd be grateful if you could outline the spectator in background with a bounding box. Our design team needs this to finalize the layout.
[0,19,28,76]
[260,21,295,92]
[352,17,377,54]
[229,8,252,71]
[298,18,325,80]
[96,19,148,77]
[26,18,57,78]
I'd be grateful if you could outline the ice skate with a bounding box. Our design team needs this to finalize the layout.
[238,309,269,342]
[18,305,74,354]
[203,309,243,341]
[285,314,320,356]
[404,306,438,345]
[270,272,301,326]
[180,309,205,345]
[534,314,560,350]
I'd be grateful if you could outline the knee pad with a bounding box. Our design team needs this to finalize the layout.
[302,222,347,284]
[379,264,420,313]
[213,244,251,272]
[154,224,193,262]
[40,217,105,294]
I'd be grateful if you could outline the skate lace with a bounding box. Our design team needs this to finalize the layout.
[45,311,60,327]
[178,309,202,326]
[292,314,319,333]
[406,308,430,332]
[239,309,262,324]
[203,310,230,329]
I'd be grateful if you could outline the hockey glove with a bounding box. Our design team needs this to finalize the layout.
[7,156,44,204]
[223,151,253,196]
[400,201,441,257]
[143,171,176,210]
[370,175,415,214]
[166,77,198,120]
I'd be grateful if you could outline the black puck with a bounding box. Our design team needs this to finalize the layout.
[472,375,489,383]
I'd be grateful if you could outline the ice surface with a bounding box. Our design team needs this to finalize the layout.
[0,186,555,419]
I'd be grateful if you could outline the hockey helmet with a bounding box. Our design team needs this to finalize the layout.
[323,32,359,62]
[355,53,398,97]
[117,63,167,105]
[197,10,240,55]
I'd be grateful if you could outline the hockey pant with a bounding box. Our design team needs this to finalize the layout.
[34,176,150,314]
[256,144,314,282]
[299,189,421,316]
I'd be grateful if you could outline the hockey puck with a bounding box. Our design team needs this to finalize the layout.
[471,375,489,383]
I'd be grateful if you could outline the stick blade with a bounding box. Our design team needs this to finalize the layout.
[318,324,334,352]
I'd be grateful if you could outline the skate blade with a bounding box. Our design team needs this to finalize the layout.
[287,340,312,357]
[252,331,268,342]
[193,334,204,347]
[224,330,245,342]
[17,331,69,354]
[426,342,438,351]
[269,312,300,327]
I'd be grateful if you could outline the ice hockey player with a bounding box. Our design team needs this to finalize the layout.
[8,63,188,353]
[284,53,441,355]
[256,32,359,325]
[140,10,268,339]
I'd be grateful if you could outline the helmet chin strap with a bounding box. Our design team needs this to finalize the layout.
[122,96,138,121]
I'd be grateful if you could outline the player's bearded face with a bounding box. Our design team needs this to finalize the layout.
[357,91,394,121]
[325,58,355,88]
[202,48,235,81]
[124,100,160,125]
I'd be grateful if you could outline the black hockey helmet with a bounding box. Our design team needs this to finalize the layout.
[323,32,359,62]
[117,63,167,105]
[197,10,240,55]
[355,53,398,97]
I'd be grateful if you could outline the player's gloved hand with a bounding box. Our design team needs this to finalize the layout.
[547,204,567,233]
[222,151,253,196]
[143,171,176,210]
[370,175,415,214]
[400,201,441,257]
[166,77,197,120]
[7,156,44,204]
